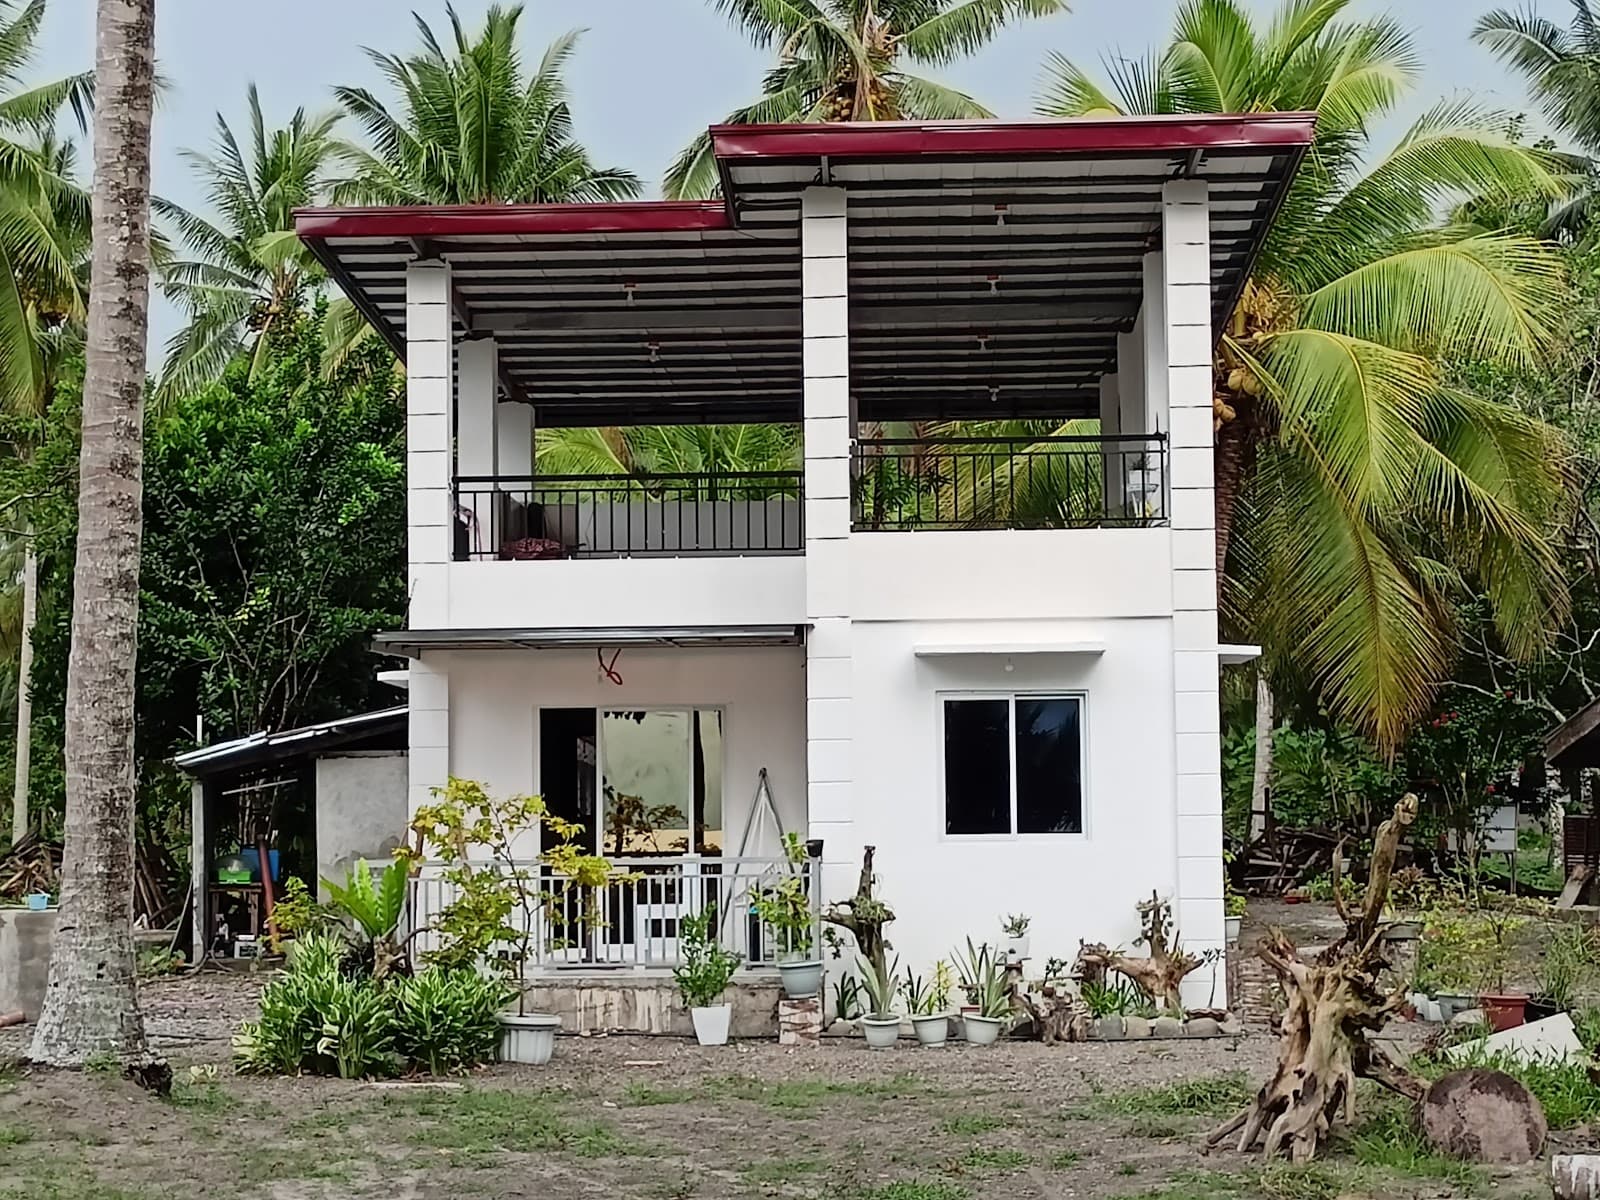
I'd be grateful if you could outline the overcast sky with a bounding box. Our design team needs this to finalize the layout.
[28,0,1566,350]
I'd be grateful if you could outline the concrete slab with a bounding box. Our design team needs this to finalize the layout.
[1445,1012,1587,1065]
[0,908,56,1020]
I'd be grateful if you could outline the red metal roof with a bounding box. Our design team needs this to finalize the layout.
[293,116,1315,426]
[709,113,1317,161]
[294,200,730,240]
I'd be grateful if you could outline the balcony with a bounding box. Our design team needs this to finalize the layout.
[452,472,805,562]
[851,434,1168,532]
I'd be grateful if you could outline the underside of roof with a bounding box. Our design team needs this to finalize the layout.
[296,115,1313,427]
[373,625,807,657]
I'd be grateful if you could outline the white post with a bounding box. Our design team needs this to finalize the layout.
[498,400,535,541]
[405,259,454,820]
[457,337,499,558]
[800,186,856,908]
[1097,371,1121,520]
[1161,180,1226,1008]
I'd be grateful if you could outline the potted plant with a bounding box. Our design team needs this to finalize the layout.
[951,937,996,1035]
[1529,924,1597,1022]
[901,961,953,1047]
[961,950,1013,1046]
[674,908,742,1046]
[751,833,822,999]
[857,953,902,1049]
[405,779,636,1065]
[1476,908,1530,1032]
[1001,913,1031,961]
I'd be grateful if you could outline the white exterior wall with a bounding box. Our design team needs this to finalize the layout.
[848,617,1183,981]
[416,647,808,855]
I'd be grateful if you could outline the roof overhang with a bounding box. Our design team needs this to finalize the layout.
[296,114,1313,427]
[173,706,409,778]
[373,625,806,657]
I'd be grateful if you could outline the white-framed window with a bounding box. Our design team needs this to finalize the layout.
[941,693,1085,836]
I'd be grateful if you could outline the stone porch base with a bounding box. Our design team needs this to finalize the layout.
[519,972,783,1037]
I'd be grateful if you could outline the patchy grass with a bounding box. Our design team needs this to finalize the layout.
[0,1124,34,1146]
[1125,1114,1187,1139]
[1105,1072,1254,1117]
[853,1184,969,1200]
[709,1073,939,1111]
[1348,1105,1486,1190]
[939,1113,1007,1135]
[948,1146,1028,1172]
[399,1086,651,1160]
[622,1082,696,1107]
[1048,1149,1083,1168]
[741,1156,827,1183]
[165,1080,236,1115]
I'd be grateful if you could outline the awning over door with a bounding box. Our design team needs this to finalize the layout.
[373,625,806,657]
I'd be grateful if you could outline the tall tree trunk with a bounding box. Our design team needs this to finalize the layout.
[10,535,35,844]
[29,0,157,1068]
[1212,395,1257,578]
[1249,671,1274,841]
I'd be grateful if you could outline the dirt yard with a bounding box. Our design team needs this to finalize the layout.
[0,971,1578,1200]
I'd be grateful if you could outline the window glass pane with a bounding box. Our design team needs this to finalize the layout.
[694,709,723,854]
[944,699,1011,835]
[1016,697,1083,834]
[600,711,691,855]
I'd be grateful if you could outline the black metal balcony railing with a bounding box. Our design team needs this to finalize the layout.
[851,434,1168,532]
[452,472,805,561]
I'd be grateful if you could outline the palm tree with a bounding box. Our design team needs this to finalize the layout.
[333,5,639,206]
[536,424,801,479]
[29,0,156,1067]
[666,0,1068,198]
[153,86,341,405]
[1474,1,1600,235]
[1035,0,1573,748]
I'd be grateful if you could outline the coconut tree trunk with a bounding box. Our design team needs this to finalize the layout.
[1212,396,1255,578]
[1249,671,1274,841]
[10,535,35,844]
[29,0,157,1068]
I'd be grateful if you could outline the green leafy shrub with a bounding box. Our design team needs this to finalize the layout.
[315,975,398,1080]
[1080,976,1142,1018]
[672,908,742,1009]
[268,876,329,953]
[323,858,410,978]
[392,969,508,1075]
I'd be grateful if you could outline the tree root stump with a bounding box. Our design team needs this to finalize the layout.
[1209,794,1444,1162]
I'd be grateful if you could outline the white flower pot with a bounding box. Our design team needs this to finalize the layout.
[690,1003,732,1046]
[911,1014,949,1047]
[859,1015,901,1049]
[498,1012,560,1065]
[963,1015,1005,1046]
[1003,936,1030,961]
[777,958,824,999]
[1225,916,1242,944]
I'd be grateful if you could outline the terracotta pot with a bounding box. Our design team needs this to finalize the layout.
[1480,993,1528,1032]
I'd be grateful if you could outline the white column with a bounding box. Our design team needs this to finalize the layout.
[1162,180,1225,1007]
[498,402,533,480]
[1140,252,1168,434]
[406,260,454,626]
[801,186,856,905]
[405,260,454,824]
[457,337,499,557]
[1097,371,1122,518]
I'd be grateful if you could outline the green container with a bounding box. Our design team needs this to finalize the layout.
[217,868,252,884]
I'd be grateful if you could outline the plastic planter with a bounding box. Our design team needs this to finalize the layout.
[911,1014,949,1047]
[777,958,824,999]
[963,1015,1005,1046]
[859,1015,901,1049]
[498,1012,560,1064]
[690,1004,732,1046]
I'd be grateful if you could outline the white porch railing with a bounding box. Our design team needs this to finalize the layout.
[404,855,821,972]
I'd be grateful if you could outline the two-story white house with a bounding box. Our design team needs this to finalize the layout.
[296,114,1313,1017]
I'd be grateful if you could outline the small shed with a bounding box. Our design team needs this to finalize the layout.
[175,707,408,961]
[1543,698,1600,902]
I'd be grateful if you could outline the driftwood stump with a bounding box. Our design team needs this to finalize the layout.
[823,847,895,994]
[1076,892,1200,1012]
[1208,794,1429,1162]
